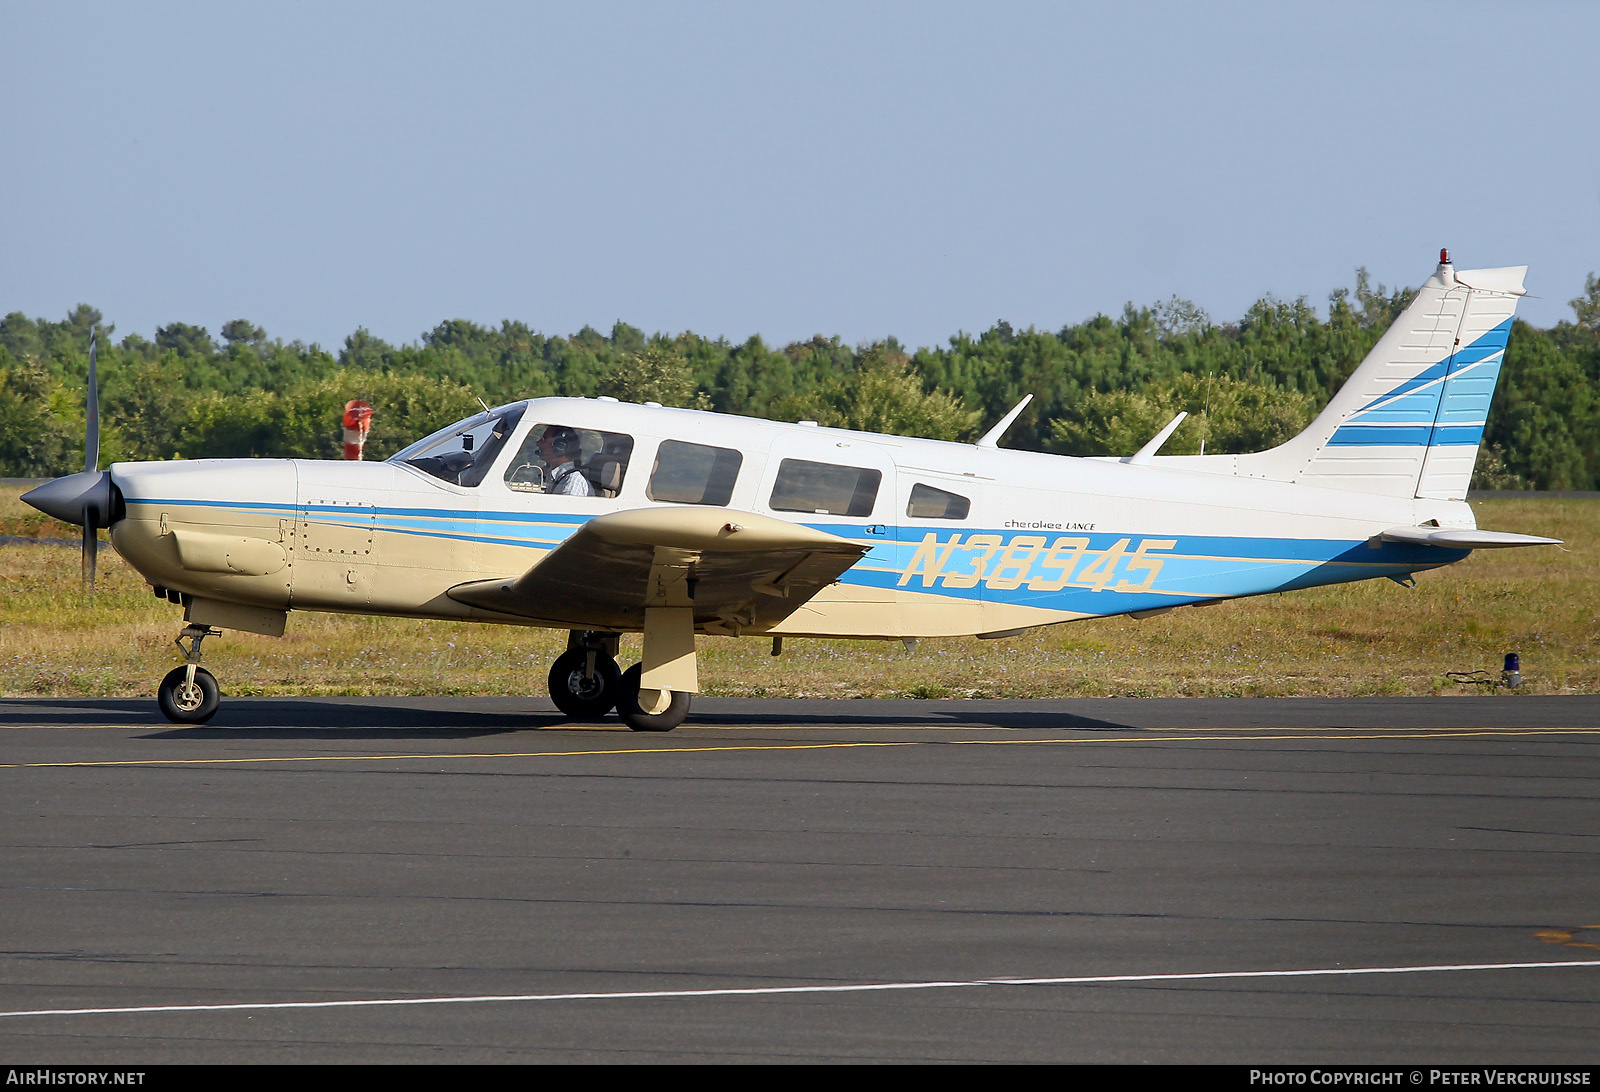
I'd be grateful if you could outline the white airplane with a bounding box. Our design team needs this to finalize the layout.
[24,251,1559,729]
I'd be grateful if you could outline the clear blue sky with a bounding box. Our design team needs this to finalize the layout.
[3,1,1596,354]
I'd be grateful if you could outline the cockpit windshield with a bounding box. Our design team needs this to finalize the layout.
[390,403,528,487]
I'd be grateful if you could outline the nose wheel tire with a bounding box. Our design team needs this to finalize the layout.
[548,649,622,719]
[157,666,220,724]
[616,663,690,732]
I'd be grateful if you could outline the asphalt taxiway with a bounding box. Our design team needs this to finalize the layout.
[1,695,1597,1063]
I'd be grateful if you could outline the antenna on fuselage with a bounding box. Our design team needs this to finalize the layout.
[1125,411,1188,465]
[475,396,491,413]
[975,394,1033,449]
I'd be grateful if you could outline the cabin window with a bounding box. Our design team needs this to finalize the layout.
[769,458,881,517]
[504,425,634,497]
[907,483,970,520]
[648,440,742,506]
[399,404,527,488]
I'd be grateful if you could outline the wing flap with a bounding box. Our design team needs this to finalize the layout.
[448,506,868,631]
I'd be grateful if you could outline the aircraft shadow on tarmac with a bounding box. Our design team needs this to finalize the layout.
[0,695,1134,738]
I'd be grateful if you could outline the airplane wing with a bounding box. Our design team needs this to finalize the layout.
[446,506,870,632]
[1380,526,1562,549]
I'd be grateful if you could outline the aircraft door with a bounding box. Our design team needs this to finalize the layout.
[760,436,896,530]
[758,436,898,621]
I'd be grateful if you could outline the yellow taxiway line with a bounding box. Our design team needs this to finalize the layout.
[3,725,1598,770]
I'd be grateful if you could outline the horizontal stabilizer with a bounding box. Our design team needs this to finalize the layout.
[1380,526,1562,549]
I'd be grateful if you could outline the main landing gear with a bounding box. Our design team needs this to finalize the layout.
[157,624,222,724]
[151,623,694,732]
[547,630,691,732]
[615,663,690,732]
[548,632,623,720]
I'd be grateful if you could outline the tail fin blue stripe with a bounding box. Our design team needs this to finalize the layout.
[1328,318,1510,448]
[1348,318,1512,416]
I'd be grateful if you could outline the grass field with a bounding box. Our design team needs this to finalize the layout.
[1,485,1594,700]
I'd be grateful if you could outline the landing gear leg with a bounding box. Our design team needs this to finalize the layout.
[158,624,222,724]
[616,607,696,732]
[548,631,622,719]
[617,663,691,732]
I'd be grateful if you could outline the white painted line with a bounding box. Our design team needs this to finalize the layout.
[3,959,1597,1020]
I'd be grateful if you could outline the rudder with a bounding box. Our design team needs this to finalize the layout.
[1238,252,1525,500]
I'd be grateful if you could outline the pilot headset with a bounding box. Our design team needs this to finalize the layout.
[543,427,581,457]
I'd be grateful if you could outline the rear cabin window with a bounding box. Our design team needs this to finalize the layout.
[504,425,634,497]
[648,440,742,505]
[907,483,971,520]
[769,458,881,517]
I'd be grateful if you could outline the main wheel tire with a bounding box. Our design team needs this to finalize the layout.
[157,665,220,724]
[547,649,622,719]
[616,663,690,732]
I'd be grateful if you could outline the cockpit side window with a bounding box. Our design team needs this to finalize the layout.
[505,425,634,498]
[648,440,742,505]
[398,405,526,487]
[907,483,971,520]
[769,458,881,517]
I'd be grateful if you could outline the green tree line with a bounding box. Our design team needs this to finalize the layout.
[3,270,1597,487]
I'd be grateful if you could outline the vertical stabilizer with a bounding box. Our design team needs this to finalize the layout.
[1237,252,1526,499]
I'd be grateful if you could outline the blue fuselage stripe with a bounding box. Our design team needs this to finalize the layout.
[125,496,1458,612]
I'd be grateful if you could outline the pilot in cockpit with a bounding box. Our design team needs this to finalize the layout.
[534,426,594,497]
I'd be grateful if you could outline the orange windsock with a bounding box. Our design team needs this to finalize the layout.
[342,400,373,460]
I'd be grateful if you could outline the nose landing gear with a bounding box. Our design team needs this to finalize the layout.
[157,624,222,723]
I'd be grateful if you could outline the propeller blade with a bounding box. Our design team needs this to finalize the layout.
[85,333,99,474]
[82,514,98,589]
